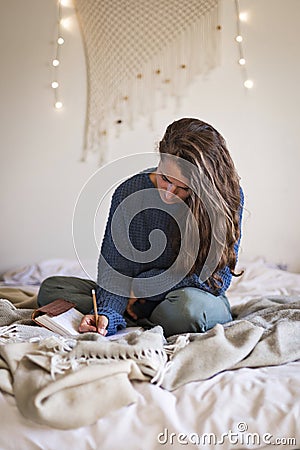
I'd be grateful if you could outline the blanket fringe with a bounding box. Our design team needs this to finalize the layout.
[38,334,169,384]
[164,333,190,358]
[0,324,19,343]
[50,347,168,384]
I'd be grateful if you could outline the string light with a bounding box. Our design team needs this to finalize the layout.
[51,0,67,111]
[59,0,70,6]
[239,12,249,22]
[244,79,254,89]
[234,0,254,89]
[60,18,71,29]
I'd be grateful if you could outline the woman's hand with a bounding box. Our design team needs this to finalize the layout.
[126,290,145,320]
[78,314,108,336]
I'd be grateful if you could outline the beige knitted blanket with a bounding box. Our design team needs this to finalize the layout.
[0,288,300,429]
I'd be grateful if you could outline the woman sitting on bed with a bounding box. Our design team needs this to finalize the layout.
[38,118,244,337]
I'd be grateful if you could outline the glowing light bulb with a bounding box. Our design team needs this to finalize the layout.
[239,12,248,22]
[60,0,70,6]
[51,81,59,89]
[55,101,63,109]
[239,58,246,65]
[52,59,60,67]
[235,35,243,43]
[244,79,254,89]
[57,37,64,45]
[60,18,71,29]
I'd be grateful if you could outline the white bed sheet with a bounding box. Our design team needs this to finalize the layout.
[0,258,299,450]
[0,362,299,450]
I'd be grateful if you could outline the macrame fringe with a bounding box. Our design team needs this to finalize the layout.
[75,0,220,164]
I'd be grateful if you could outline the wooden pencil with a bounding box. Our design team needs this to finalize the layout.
[91,289,98,328]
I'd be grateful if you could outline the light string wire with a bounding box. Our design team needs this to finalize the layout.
[51,0,65,109]
[234,0,253,89]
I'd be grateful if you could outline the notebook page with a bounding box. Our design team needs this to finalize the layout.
[51,308,83,335]
[36,308,83,335]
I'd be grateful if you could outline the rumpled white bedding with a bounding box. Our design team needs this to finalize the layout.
[0,258,299,450]
[0,258,97,286]
[228,258,300,305]
[1,256,298,298]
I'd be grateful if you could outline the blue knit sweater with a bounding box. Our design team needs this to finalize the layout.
[94,168,244,335]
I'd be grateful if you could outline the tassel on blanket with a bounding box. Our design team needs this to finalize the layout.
[39,335,77,354]
[0,324,47,344]
[151,333,191,384]
[164,333,191,358]
[49,345,168,385]
[38,327,169,385]
[0,324,19,344]
[150,360,173,386]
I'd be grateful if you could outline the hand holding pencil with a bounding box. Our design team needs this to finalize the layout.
[78,289,108,335]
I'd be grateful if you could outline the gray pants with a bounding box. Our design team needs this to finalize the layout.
[37,276,232,337]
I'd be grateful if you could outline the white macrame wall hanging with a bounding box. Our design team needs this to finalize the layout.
[74,0,220,163]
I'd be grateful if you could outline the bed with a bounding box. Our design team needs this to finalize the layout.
[0,258,299,450]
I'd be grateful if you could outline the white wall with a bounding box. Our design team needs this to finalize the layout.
[0,0,299,276]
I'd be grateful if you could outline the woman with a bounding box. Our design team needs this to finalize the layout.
[37,118,244,337]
